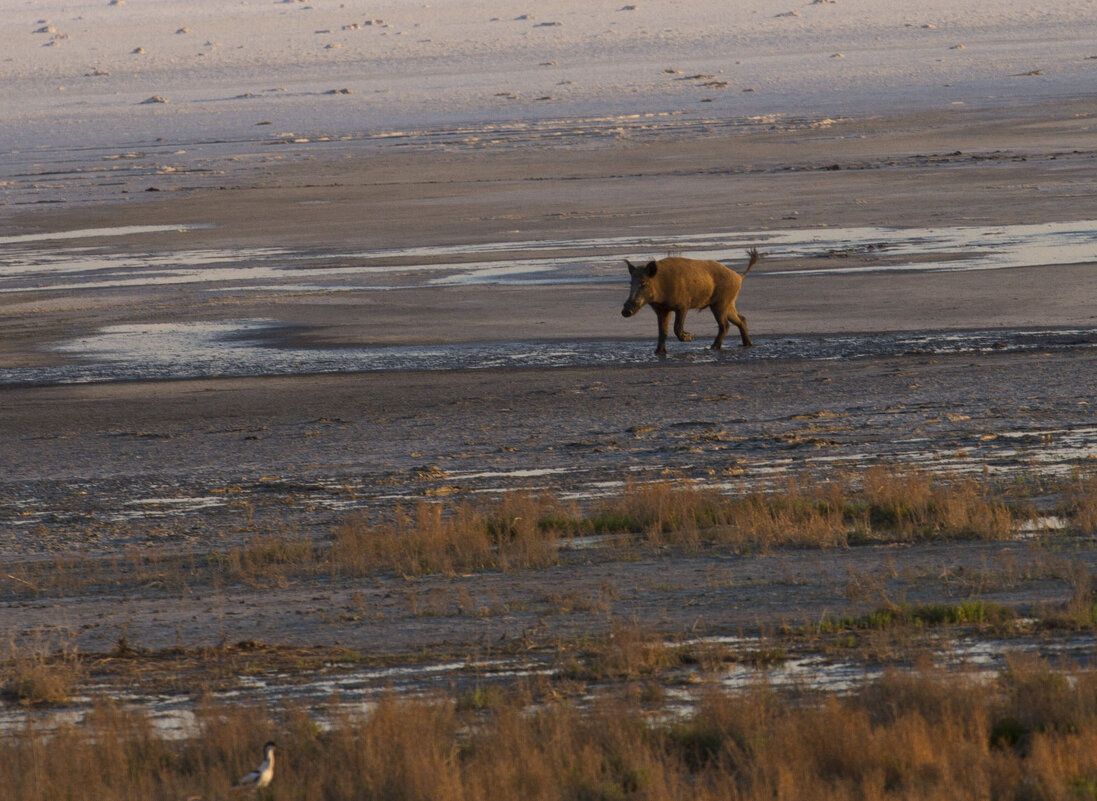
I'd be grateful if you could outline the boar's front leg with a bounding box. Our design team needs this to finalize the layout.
[654,307,671,355]
[673,310,692,342]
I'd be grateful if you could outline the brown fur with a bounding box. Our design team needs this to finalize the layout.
[621,247,757,355]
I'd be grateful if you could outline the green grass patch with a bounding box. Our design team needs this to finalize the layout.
[816,601,1016,633]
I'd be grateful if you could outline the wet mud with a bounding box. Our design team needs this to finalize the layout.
[3,346,1095,556]
[4,102,1097,734]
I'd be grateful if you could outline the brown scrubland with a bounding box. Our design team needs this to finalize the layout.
[5,468,1097,799]
[7,659,1097,800]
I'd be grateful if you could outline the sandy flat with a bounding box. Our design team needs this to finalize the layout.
[3,96,1097,555]
[4,102,1097,361]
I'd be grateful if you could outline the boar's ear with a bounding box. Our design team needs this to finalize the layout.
[645,261,658,278]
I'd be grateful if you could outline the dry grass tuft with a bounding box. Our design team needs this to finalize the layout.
[719,475,850,549]
[558,622,686,681]
[331,492,569,576]
[1,641,84,707]
[856,466,1016,541]
[1066,474,1097,536]
[1039,566,1097,629]
[214,527,321,587]
[587,480,722,546]
[588,466,1019,551]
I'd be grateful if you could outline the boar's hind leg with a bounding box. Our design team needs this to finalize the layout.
[711,307,753,349]
[710,311,729,350]
[730,308,752,347]
[673,310,693,342]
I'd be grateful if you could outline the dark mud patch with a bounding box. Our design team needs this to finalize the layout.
[3,324,1095,387]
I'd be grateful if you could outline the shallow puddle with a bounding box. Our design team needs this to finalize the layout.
[0,320,1093,387]
[3,219,1097,385]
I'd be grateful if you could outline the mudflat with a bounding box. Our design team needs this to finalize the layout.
[2,100,1097,718]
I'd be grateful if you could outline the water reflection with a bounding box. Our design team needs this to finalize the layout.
[2,220,1096,294]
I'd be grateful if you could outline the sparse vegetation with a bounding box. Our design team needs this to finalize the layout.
[330,491,566,576]
[557,621,688,681]
[327,465,1049,577]
[1067,474,1097,536]
[6,465,1097,798]
[814,600,1018,634]
[3,465,1092,598]
[1,641,84,707]
[1039,566,1097,629]
[8,662,1097,800]
[311,465,1096,577]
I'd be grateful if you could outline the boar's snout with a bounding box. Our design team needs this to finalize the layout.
[621,298,644,317]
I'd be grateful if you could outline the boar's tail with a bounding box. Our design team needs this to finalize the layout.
[742,247,760,276]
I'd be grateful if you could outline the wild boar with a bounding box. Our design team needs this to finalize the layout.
[621,247,758,355]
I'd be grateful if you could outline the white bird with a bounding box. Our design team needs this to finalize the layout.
[231,741,276,791]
